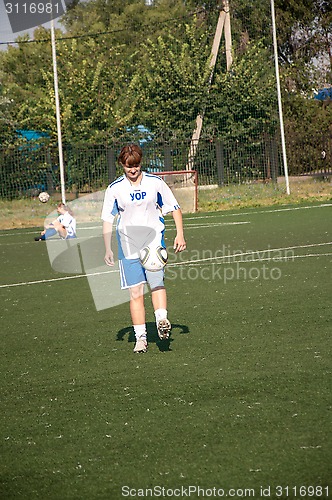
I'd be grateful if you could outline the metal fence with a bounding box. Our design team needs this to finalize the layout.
[286,131,332,178]
[0,134,331,199]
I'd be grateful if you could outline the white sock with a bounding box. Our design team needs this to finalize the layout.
[133,324,147,340]
[154,308,167,322]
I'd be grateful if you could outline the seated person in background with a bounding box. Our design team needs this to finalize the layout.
[35,202,76,241]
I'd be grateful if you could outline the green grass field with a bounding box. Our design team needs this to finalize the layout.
[0,202,331,499]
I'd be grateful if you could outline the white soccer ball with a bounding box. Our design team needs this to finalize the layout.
[139,245,168,272]
[38,191,50,203]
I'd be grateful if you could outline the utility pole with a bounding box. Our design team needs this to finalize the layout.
[224,0,233,71]
[187,0,232,169]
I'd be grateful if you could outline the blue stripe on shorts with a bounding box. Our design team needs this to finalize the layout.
[119,258,147,289]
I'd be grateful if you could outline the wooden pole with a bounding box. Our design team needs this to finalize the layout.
[187,1,232,169]
[224,0,233,71]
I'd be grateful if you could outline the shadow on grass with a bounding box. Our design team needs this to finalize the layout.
[116,322,190,352]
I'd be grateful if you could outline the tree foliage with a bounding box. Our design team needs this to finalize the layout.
[207,41,277,139]
[0,0,330,148]
[274,0,332,90]
[127,20,212,138]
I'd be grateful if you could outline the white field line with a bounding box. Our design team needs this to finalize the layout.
[0,202,331,238]
[183,202,332,220]
[168,222,250,230]
[0,221,251,246]
[175,253,332,267]
[77,201,332,225]
[167,242,332,267]
[0,242,331,289]
[0,269,119,288]
[74,201,332,225]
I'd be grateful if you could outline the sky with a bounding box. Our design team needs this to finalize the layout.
[0,0,64,49]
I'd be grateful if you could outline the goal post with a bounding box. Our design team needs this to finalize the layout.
[151,170,198,213]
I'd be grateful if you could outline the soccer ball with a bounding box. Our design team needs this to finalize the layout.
[38,191,50,203]
[139,245,168,272]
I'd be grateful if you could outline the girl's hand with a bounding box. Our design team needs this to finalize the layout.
[173,236,186,253]
[104,250,114,266]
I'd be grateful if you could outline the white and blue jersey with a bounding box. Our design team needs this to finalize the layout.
[58,211,76,239]
[101,171,180,260]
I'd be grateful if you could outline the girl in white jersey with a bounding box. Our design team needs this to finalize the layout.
[102,144,186,353]
[35,202,76,241]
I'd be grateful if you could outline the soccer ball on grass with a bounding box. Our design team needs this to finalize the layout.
[139,245,168,272]
[38,191,50,203]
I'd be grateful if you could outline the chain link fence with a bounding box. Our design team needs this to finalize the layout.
[2,132,331,200]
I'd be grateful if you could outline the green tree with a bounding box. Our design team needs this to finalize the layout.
[206,40,278,139]
[273,0,332,90]
[0,92,16,144]
[126,19,211,138]
[0,28,139,144]
[0,0,330,148]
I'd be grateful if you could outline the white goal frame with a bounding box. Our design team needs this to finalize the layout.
[151,170,198,213]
